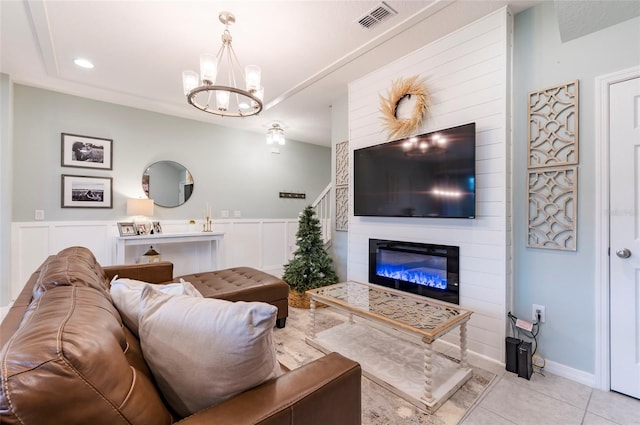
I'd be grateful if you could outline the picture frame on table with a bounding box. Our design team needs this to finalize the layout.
[61,175,112,208]
[152,221,162,234]
[117,222,137,237]
[136,224,149,235]
[61,133,113,170]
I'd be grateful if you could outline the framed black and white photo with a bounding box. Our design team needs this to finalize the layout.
[61,175,113,208]
[136,224,148,235]
[152,221,162,234]
[61,133,113,170]
[117,222,137,236]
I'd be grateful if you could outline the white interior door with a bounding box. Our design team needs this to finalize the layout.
[610,76,640,399]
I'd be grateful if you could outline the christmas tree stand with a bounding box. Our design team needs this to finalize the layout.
[288,289,326,309]
[288,290,311,309]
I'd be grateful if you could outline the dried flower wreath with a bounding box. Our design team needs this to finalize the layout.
[379,75,430,140]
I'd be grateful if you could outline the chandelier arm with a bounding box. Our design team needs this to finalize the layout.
[225,46,242,107]
[223,46,231,88]
[205,89,213,111]
[215,43,226,70]
[229,46,246,108]
[229,46,247,83]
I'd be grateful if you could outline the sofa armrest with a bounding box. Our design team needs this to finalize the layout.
[103,261,174,284]
[176,352,361,425]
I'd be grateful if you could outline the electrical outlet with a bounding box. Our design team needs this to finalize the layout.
[35,210,45,220]
[532,304,545,323]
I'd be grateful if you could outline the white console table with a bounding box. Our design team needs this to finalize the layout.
[115,232,224,272]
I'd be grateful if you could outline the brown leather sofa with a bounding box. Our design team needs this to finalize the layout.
[0,246,361,425]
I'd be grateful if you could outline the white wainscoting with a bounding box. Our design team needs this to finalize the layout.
[348,8,513,362]
[9,218,298,304]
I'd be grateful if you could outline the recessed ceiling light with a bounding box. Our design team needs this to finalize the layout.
[73,58,94,69]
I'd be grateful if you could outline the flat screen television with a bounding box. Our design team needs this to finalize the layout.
[354,122,476,218]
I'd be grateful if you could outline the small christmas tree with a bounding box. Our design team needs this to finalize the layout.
[283,205,338,299]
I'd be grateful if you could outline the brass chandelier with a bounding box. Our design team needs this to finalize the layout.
[182,11,263,117]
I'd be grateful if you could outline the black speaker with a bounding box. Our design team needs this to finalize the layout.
[517,341,533,380]
[505,337,520,373]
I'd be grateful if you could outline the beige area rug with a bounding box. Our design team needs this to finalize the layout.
[272,307,496,425]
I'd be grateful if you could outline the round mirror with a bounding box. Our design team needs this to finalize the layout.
[143,161,194,208]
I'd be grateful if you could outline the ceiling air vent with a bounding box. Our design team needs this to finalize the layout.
[357,2,398,29]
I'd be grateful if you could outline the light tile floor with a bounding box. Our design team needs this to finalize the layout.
[417,326,640,425]
[265,269,640,425]
[461,366,640,425]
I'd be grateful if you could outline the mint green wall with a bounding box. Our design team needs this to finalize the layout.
[513,3,640,373]
[12,85,331,222]
[0,74,12,306]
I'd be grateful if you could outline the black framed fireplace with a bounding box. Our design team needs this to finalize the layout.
[369,239,460,305]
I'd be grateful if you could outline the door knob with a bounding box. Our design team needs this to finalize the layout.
[616,248,632,259]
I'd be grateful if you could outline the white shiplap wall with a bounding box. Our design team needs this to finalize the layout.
[348,8,513,362]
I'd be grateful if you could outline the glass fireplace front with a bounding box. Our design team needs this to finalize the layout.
[369,239,460,304]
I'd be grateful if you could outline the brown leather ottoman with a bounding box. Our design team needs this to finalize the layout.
[173,267,289,328]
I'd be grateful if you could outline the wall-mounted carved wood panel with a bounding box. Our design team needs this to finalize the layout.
[528,80,579,168]
[527,166,577,251]
[335,141,349,232]
[335,186,349,232]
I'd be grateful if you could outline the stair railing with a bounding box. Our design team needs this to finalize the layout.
[311,183,332,246]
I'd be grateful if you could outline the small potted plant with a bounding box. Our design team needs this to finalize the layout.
[283,205,338,308]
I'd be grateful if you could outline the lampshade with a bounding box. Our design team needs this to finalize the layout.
[127,198,154,217]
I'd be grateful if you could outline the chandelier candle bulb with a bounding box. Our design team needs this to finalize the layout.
[216,91,230,111]
[182,71,199,95]
[245,65,261,91]
[200,54,217,84]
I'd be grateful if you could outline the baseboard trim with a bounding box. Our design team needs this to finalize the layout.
[543,359,596,388]
[435,337,597,388]
[433,336,505,368]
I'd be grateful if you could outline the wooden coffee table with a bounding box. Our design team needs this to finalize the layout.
[306,281,473,413]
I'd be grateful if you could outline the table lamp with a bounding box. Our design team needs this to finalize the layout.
[127,198,154,234]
